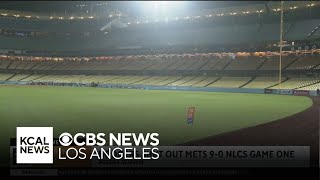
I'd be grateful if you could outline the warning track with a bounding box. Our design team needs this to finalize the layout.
[183,96,319,167]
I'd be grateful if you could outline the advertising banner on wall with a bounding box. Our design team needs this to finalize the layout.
[280,90,293,95]
[308,91,318,96]
[293,90,309,96]
[264,89,274,94]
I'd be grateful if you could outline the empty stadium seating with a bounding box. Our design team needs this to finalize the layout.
[191,77,220,87]
[0,73,14,81]
[298,82,320,90]
[207,77,252,88]
[243,77,286,89]
[7,74,30,81]
[179,76,209,86]
[0,60,12,69]
[168,76,198,86]
[0,55,319,72]
[2,72,320,91]
[0,54,319,91]
[286,19,320,40]
[286,56,320,70]
[0,21,304,51]
[270,78,320,90]
[259,56,297,70]
[225,57,266,70]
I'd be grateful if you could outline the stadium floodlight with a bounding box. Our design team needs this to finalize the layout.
[140,1,187,19]
[141,1,184,9]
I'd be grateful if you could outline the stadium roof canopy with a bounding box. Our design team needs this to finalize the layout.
[0,1,266,14]
[0,1,318,22]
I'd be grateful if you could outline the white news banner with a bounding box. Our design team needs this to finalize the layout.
[10,146,310,168]
[89,146,310,168]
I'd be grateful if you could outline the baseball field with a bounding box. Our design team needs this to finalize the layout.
[0,85,313,147]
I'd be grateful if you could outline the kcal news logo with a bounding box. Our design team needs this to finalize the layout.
[16,127,53,164]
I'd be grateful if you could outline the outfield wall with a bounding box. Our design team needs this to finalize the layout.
[98,83,266,94]
[0,80,318,96]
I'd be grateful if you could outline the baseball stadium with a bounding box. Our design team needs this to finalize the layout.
[0,1,319,175]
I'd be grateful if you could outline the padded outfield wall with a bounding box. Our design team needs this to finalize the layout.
[1,80,318,96]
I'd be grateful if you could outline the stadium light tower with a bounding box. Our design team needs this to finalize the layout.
[278,1,284,94]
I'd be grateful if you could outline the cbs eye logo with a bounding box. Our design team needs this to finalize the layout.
[59,133,73,146]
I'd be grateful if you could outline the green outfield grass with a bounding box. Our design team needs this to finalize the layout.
[0,85,313,148]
